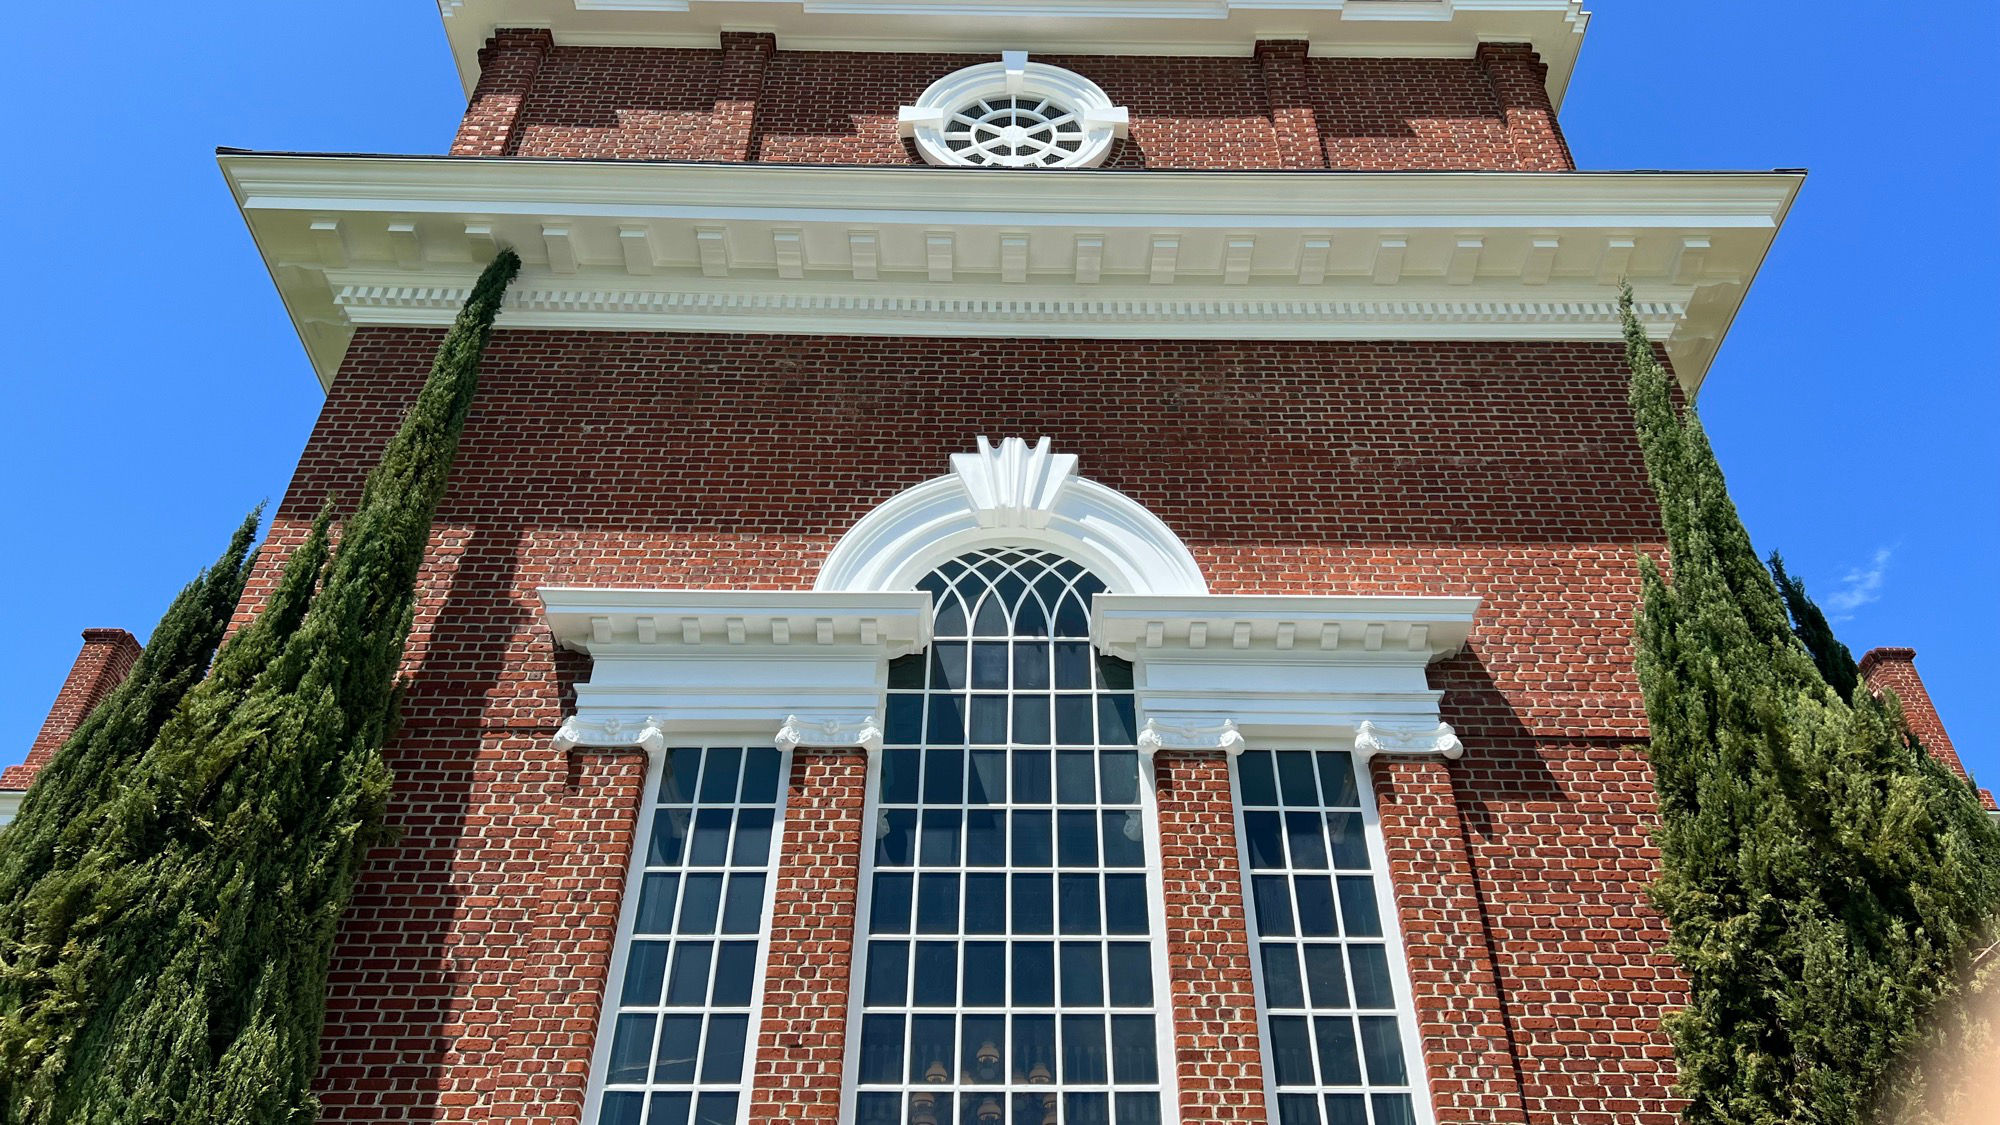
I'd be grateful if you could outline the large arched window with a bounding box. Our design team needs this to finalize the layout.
[845,547,1171,1125]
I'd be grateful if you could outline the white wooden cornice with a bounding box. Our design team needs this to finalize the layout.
[1091,592,1481,763]
[224,153,1798,398]
[436,1,1589,106]
[538,588,931,748]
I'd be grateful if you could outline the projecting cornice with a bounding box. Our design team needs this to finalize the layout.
[436,0,1589,103]
[221,152,1800,397]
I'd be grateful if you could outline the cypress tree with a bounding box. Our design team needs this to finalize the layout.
[0,511,260,1086]
[1767,552,1861,701]
[0,249,520,1125]
[1621,286,2000,1121]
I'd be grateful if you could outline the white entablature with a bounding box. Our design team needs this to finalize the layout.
[223,153,1798,397]
[436,0,1590,105]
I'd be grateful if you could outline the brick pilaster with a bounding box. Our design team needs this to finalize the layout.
[1476,43,1574,171]
[1859,647,1994,808]
[1156,749,1268,1122]
[4,627,143,790]
[450,28,555,157]
[487,746,651,1123]
[715,31,776,161]
[1255,40,1325,170]
[1371,757,1530,1124]
[747,746,867,1119]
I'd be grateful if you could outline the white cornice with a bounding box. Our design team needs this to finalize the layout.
[437,0,1588,105]
[222,153,1799,397]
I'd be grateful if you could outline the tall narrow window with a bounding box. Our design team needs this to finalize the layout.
[850,548,1168,1125]
[1236,749,1427,1125]
[593,746,786,1125]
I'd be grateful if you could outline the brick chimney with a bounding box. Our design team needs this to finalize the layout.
[2,628,143,791]
[1858,647,1996,811]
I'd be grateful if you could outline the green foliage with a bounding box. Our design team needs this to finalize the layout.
[0,249,520,1124]
[1767,552,1861,701]
[1621,286,2000,1122]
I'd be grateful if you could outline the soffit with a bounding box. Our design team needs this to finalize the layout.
[436,0,1590,105]
[220,152,1800,397]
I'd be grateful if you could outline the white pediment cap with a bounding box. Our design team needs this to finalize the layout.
[1091,593,1480,660]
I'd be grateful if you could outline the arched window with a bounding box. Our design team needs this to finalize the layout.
[846,547,1170,1125]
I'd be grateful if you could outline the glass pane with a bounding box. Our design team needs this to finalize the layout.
[1252,875,1294,936]
[1337,876,1382,937]
[1106,943,1153,1006]
[1327,812,1369,869]
[1115,1093,1161,1125]
[660,747,702,803]
[1013,874,1054,934]
[665,943,712,1006]
[920,809,962,866]
[1350,945,1395,1009]
[882,748,921,802]
[677,874,722,934]
[653,1014,700,1083]
[1014,1014,1057,1084]
[720,873,764,933]
[1268,1015,1314,1086]
[692,1093,737,1125]
[1012,750,1052,803]
[967,751,1007,805]
[649,808,692,866]
[931,642,968,691]
[622,941,669,1007]
[600,1092,645,1125]
[1294,877,1338,937]
[927,694,967,744]
[925,750,965,803]
[1013,641,1051,689]
[871,873,913,933]
[961,1014,1006,1084]
[1302,944,1350,1008]
[1013,942,1055,1007]
[1096,696,1137,746]
[1275,1094,1318,1125]
[1243,811,1285,869]
[1011,811,1053,867]
[971,642,1010,689]
[732,808,774,865]
[913,941,958,1006]
[688,809,731,866]
[700,1013,748,1082]
[858,1014,905,1084]
[647,1093,691,1125]
[1060,1014,1108,1083]
[910,1014,957,1083]
[888,653,927,689]
[1058,874,1101,934]
[1317,752,1360,807]
[1059,942,1104,1006]
[635,873,678,934]
[963,941,1005,1007]
[1095,654,1135,691]
[856,1093,902,1125]
[1237,750,1279,806]
[1055,751,1095,803]
[1111,1016,1158,1083]
[741,747,781,803]
[886,695,923,747]
[1012,696,1052,745]
[916,874,960,933]
[710,941,756,1006]
[1372,1094,1417,1125]
[1053,642,1093,688]
[969,695,1008,743]
[1314,1015,1362,1084]
[1098,750,1140,805]
[1054,697,1094,746]
[964,874,1006,934]
[1100,811,1143,868]
[1359,1016,1408,1085]
[1285,812,1329,870]
[1057,810,1098,867]
[965,809,1006,866]
[697,748,740,803]
[1326,1094,1368,1125]
[878,809,917,866]
[1104,875,1149,935]
[606,1013,654,1084]
[865,940,909,1006]
[1277,752,1319,806]
[1260,943,1304,1009]
[1066,1093,1110,1125]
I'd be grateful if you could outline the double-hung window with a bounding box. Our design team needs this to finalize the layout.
[1236,749,1428,1125]
[593,746,786,1125]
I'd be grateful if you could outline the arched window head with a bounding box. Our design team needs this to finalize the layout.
[898,52,1130,169]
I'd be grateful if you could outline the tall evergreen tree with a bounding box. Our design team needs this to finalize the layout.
[1621,286,2000,1122]
[0,249,520,1125]
[1767,551,1861,701]
[0,511,260,1088]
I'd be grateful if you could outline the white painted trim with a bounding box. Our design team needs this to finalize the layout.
[899,54,1129,169]
[814,437,1210,597]
[220,153,1801,397]
[0,791,21,831]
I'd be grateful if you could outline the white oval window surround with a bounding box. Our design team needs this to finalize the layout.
[898,52,1130,169]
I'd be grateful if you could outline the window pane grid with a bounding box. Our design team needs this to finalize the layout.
[596,746,785,1125]
[858,548,1164,1125]
[1238,750,1420,1125]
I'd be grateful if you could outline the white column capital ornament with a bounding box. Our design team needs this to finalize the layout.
[1135,717,1247,761]
[1353,720,1463,762]
[553,715,668,754]
[774,714,885,755]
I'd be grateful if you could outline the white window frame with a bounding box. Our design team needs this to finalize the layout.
[582,743,794,1125]
[1230,739,1437,1125]
[898,52,1130,169]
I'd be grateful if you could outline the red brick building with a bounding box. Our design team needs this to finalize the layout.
[29,3,1984,1123]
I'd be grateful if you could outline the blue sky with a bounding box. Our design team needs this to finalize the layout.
[4,3,1995,785]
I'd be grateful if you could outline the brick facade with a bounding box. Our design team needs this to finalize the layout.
[3,628,141,791]
[1859,647,1996,810]
[452,32,1573,171]
[218,327,1680,1122]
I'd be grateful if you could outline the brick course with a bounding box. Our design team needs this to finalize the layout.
[241,327,1683,1122]
[461,32,1574,171]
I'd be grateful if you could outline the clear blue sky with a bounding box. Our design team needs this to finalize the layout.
[4,3,1995,785]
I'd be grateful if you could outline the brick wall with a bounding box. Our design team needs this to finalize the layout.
[1859,647,1995,810]
[3,628,142,790]
[253,327,1679,1123]
[452,32,1573,171]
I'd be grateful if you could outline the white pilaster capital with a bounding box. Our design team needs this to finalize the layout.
[775,713,885,756]
[553,714,668,754]
[1353,720,1463,763]
[1135,717,1247,763]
